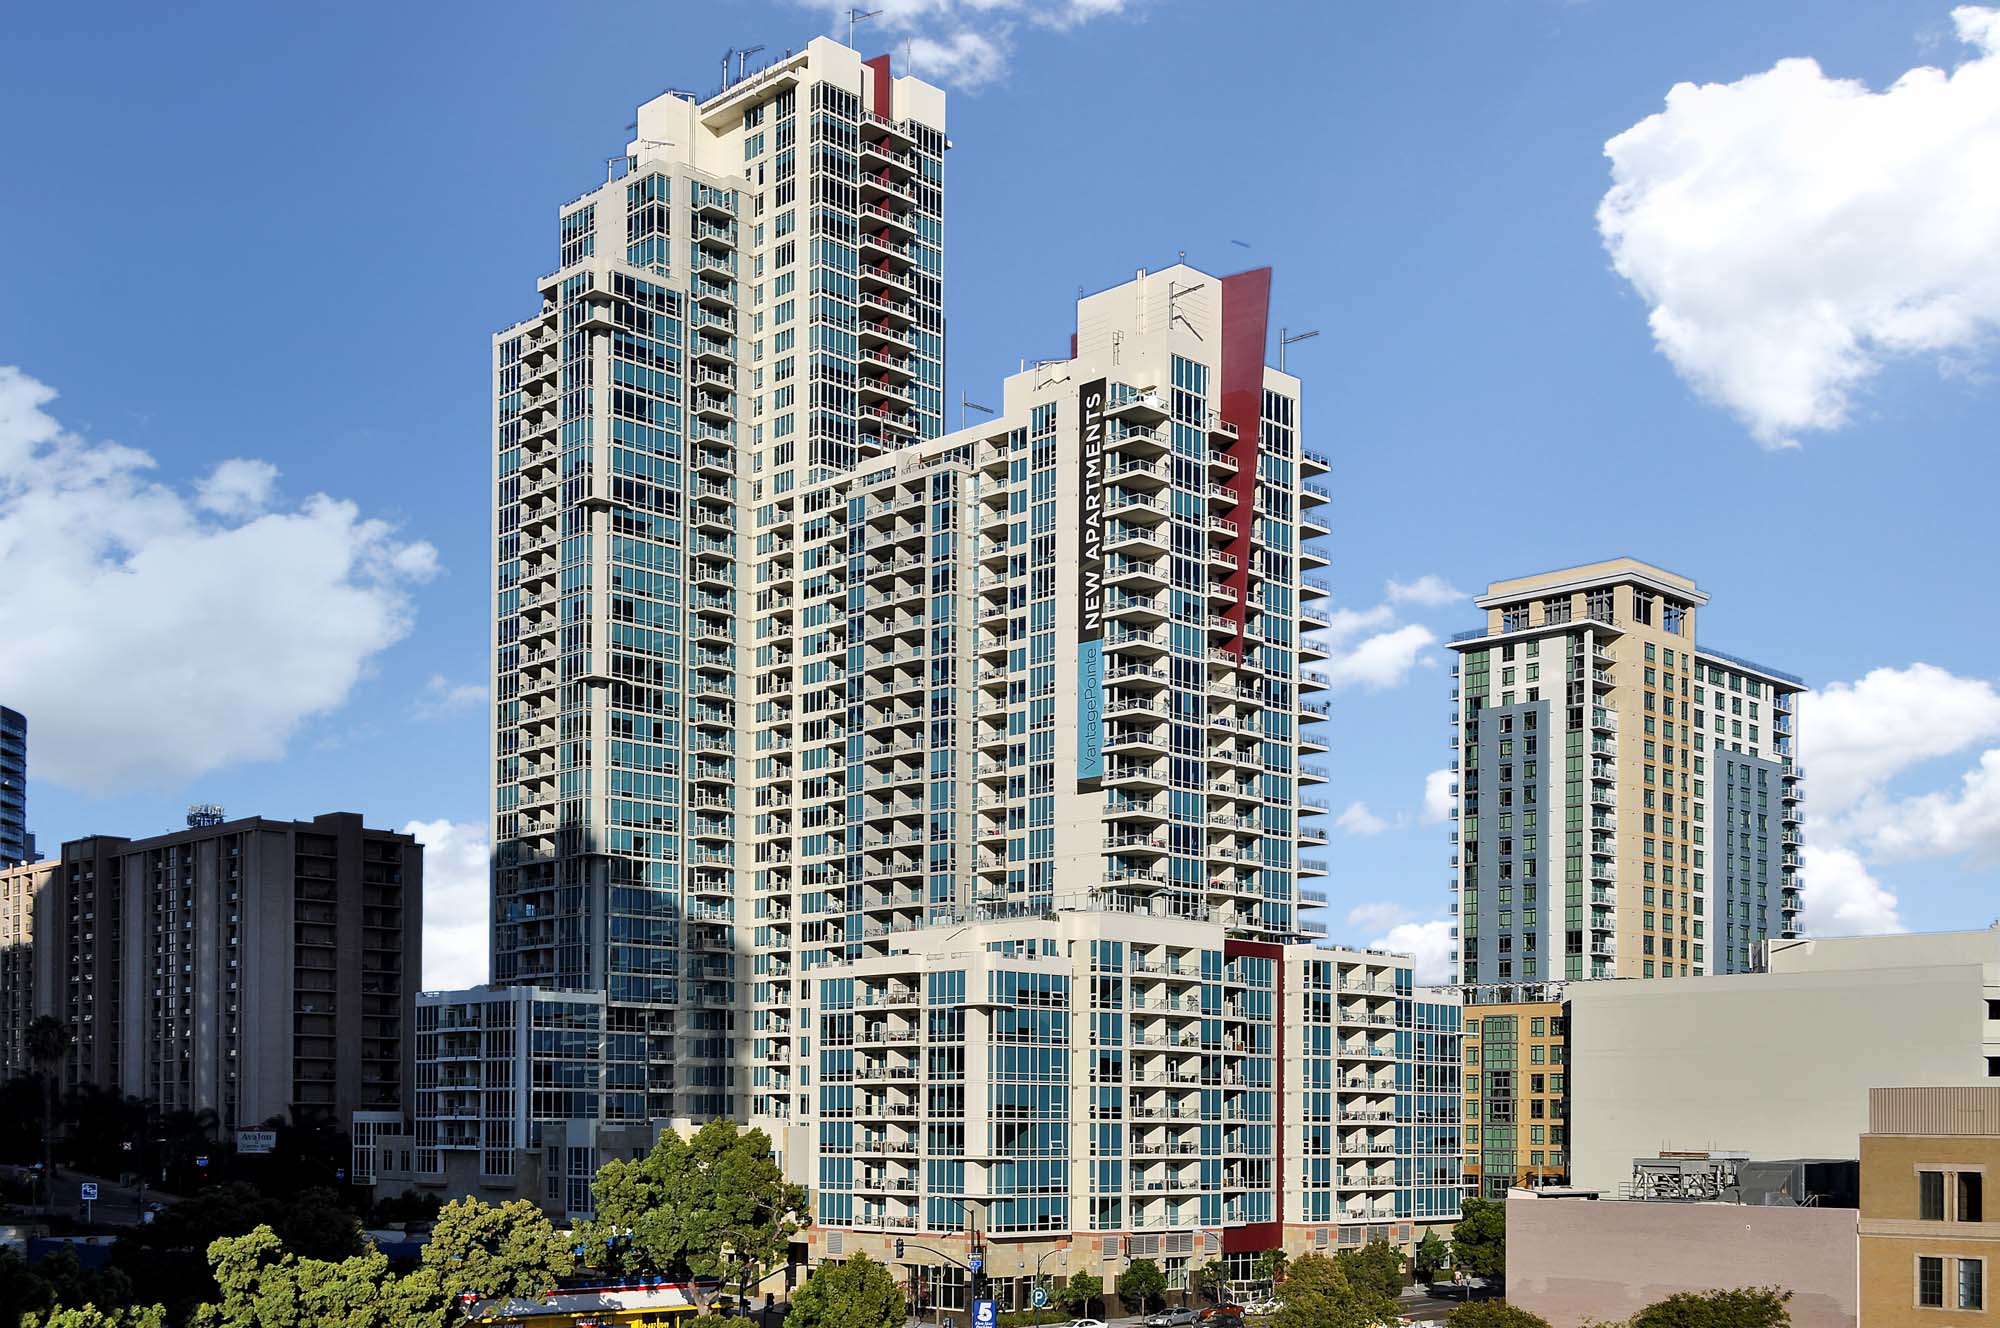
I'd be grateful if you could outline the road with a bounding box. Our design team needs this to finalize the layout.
[17,1169,164,1227]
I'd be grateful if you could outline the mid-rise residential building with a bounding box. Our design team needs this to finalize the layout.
[490,38,947,1125]
[1861,1086,2000,1326]
[363,985,657,1217]
[1446,558,1803,997]
[1,706,29,867]
[1461,999,1567,1197]
[802,917,1455,1307]
[33,811,421,1137]
[1566,928,2000,1192]
[0,857,56,1075]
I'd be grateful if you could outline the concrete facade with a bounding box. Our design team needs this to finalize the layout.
[1446,559,1803,998]
[0,857,56,1075]
[36,812,422,1134]
[1507,1190,1859,1328]
[1567,929,2000,1193]
[1861,1087,2000,1328]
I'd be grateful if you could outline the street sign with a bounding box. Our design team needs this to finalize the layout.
[79,1182,98,1201]
[236,1129,277,1155]
[970,1256,983,1273]
[195,1155,209,1168]
[1032,1286,1050,1309]
[973,1300,997,1328]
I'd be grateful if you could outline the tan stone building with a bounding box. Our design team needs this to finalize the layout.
[1447,558,1803,995]
[1862,1087,2000,1326]
[1462,999,1567,1197]
[0,857,56,1075]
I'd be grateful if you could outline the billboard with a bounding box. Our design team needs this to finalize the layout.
[1076,378,1108,791]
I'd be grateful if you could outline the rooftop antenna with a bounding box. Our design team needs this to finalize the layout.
[1168,280,1205,340]
[736,44,766,81]
[848,7,882,47]
[720,47,734,94]
[960,393,995,431]
[1279,327,1320,372]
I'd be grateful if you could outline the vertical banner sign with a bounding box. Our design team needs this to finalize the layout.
[1076,378,1108,791]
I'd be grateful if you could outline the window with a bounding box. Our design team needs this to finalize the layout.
[1921,1257,1945,1308]
[1923,1171,1947,1221]
[1960,1172,1984,1223]
[1964,1259,1986,1311]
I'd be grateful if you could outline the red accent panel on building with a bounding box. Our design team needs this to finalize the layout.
[1070,331,1079,359]
[1217,268,1271,659]
[865,55,893,120]
[1226,938,1285,1246]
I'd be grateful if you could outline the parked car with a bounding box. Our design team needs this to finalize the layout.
[1242,1300,1280,1317]
[1199,1308,1246,1322]
[1147,1310,1200,1328]
[1063,1318,1107,1328]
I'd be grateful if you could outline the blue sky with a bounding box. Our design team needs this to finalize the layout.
[5,0,1998,986]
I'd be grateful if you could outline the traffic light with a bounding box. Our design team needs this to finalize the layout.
[895,1239,906,1260]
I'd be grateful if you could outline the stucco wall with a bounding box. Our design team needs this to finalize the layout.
[1508,1194,1858,1328]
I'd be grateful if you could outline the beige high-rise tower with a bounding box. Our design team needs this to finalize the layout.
[1446,558,1803,999]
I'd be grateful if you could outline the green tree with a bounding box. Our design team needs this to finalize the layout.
[1629,1288,1792,1328]
[1193,1259,1228,1306]
[1058,1271,1104,1316]
[1121,1259,1168,1314]
[0,1247,139,1327]
[26,1015,67,1204]
[22,1307,167,1328]
[1334,1242,1403,1300]
[1449,1198,1506,1280]
[1271,1254,1398,1328]
[1412,1232,1448,1284]
[192,1224,451,1328]
[1253,1249,1289,1288]
[1443,1304,1551,1328]
[583,1120,808,1301]
[419,1197,575,1307]
[783,1252,904,1328]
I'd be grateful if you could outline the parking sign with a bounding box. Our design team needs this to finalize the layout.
[80,1182,98,1201]
[1032,1286,1050,1309]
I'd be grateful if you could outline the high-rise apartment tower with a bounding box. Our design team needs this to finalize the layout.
[490,39,946,1124]
[1,706,29,867]
[1446,559,1803,998]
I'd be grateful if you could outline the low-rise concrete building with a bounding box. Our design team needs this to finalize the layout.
[1567,928,2000,1192]
[1508,1187,1859,1328]
[1861,1087,2000,1327]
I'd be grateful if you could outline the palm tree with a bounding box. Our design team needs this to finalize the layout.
[25,1015,67,1207]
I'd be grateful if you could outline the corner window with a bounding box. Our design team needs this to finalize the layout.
[1963,1258,1985,1311]
[1960,1172,1984,1223]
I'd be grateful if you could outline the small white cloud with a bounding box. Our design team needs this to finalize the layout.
[416,673,488,719]
[1422,768,1456,824]
[1346,900,1414,934]
[798,0,1133,89]
[1599,8,2000,445]
[1386,575,1464,608]
[0,366,437,794]
[1366,917,1457,986]
[196,458,280,517]
[1324,623,1438,691]
[1800,842,1905,935]
[1320,603,1396,644]
[406,818,490,990]
[1336,801,1390,836]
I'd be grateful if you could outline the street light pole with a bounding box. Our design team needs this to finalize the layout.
[1032,1245,1067,1328]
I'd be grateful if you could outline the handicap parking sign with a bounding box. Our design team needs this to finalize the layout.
[973,1299,997,1328]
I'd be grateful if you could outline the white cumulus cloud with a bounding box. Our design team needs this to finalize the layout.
[1336,801,1390,836]
[1800,843,1905,935]
[407,818,490,990]
[1367,917,1457,986]
[1801,663,2000,814]
[1862,748,2000,861]
[0,366,437,794]
[1387,575,1465,608]
[1422,768,1456,824]
[416,674,488,719]
[1324,623,1438,691]
[1599,6,2000,446]
[799,0,1134,89]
